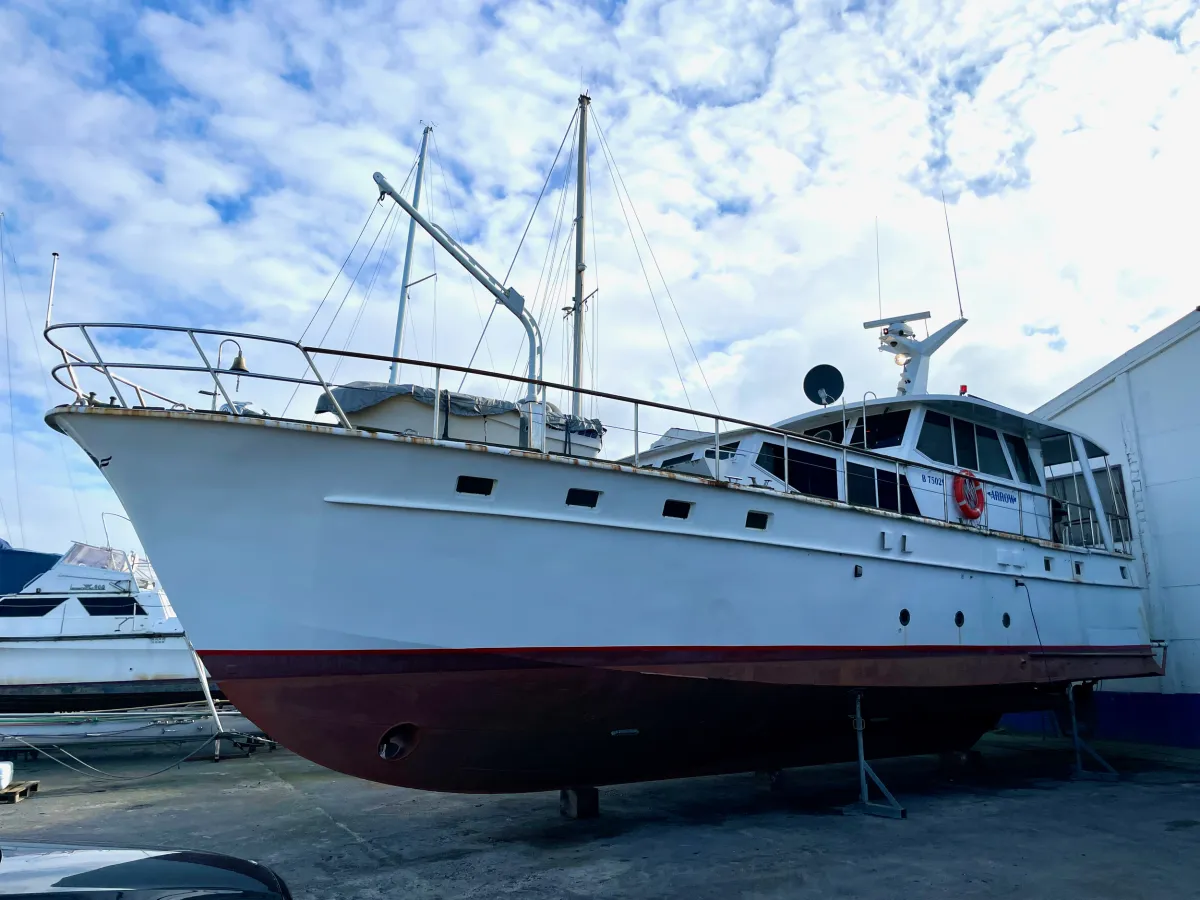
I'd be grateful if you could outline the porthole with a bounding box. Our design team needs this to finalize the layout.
[456,475,495,496]
[899,608,910,626]
[1120,565,1129,580]
[1044,557,1052,572]
[566,488,600,508]
[954,610,965,628]
[662,499,692,519]
[1002,612,1011,628]
[1073,561,1083,577]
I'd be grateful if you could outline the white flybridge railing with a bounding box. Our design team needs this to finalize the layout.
[44,321,1132,557]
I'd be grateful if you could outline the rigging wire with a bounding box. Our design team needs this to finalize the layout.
[941,190,965,319]
[427,154,439,368]
[591,121,698,418]
[0,214,25,546]
[330,206,404,383]
[591,112,720,413]
[488,123,578,397]
[298,199,379,344]
[587,130,600,419]
[0,214,89,543]
[460,111,579,387]
[283,204,397,417]
[429,132,501,391]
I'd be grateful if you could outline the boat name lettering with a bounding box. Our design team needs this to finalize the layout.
[920,473,945,487]
[986,489,1018,505]
[70,583,109,591]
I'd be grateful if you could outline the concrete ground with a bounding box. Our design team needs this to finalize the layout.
[2,733,1199,899]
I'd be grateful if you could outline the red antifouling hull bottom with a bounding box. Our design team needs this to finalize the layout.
[202,646,1160,793]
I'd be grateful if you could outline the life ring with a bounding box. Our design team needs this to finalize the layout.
[954,469,985,520]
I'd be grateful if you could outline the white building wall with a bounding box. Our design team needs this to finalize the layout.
[1034,310,1200,701]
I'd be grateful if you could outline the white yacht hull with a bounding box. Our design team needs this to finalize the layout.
[0,636,208,713]
[48,406,1159,791]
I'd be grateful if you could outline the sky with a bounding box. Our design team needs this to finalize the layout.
[1,0,1198,554]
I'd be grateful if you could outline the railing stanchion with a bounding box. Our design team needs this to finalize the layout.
[895,460,901,511]
[188,331,238,415]
[714,417,721,482]
[80,325,129,408]
[299,347,353,430]
[783,434,789,493]
[433,367,441,439]
[633,402,639,467]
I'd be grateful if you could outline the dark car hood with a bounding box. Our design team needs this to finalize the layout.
[0,841,290,898]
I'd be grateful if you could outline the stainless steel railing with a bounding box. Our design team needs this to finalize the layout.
[45,321,1134,557]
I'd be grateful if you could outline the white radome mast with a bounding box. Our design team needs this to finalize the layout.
[864,311,967,396]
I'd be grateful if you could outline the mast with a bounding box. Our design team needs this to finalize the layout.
[570,94,590,416]
[389,125,432,385]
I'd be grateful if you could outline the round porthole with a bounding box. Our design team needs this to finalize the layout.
[899,608,911,626]
[954,610,965,628]
[1002,612,1011,628]
[378,723,419,761]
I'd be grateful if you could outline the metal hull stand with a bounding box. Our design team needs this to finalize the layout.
[1067,683,1118,782]
[842,692,907,819]
[560,786,600,819]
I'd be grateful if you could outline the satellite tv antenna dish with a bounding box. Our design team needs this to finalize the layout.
[803,364,844,407]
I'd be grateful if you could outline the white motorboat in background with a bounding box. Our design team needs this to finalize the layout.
[0,541,216,713]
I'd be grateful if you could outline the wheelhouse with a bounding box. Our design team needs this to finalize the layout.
[634,394,1132,555]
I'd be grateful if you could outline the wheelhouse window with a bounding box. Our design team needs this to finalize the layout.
[754,442,838,500]
[953,418,978,470]
[975,426,1012,479]
[851,410,910,450]
[1004,434,1040,485]
[916,411,954,464]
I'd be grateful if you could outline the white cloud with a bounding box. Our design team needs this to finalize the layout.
[1,0,1198,552]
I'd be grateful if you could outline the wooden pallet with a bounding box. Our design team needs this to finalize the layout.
[0,781,39,804]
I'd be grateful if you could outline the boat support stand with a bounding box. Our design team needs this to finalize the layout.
[842,692,907,819]
[1067,682,1118,782]
[560,786,600,819]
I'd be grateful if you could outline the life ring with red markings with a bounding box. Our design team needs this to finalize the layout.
[953,469,985,520]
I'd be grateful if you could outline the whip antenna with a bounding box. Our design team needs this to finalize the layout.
[941,191,964,318]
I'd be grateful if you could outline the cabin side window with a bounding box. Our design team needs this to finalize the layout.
[847,462,921,515]
[1004,434,1040,485]
[754,442,839,500]
[660,453,694,470]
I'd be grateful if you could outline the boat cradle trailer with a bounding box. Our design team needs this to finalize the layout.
[37,200,1149,821]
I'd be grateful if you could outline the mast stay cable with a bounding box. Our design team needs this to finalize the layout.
[460,112,578,390]
[591,122,698,420]
[592,112,719,413]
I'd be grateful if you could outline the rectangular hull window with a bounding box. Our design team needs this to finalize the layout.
[456,476,495,496]
[745,510,770,530]
[566,488,600,508]
[662,499,692,519]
